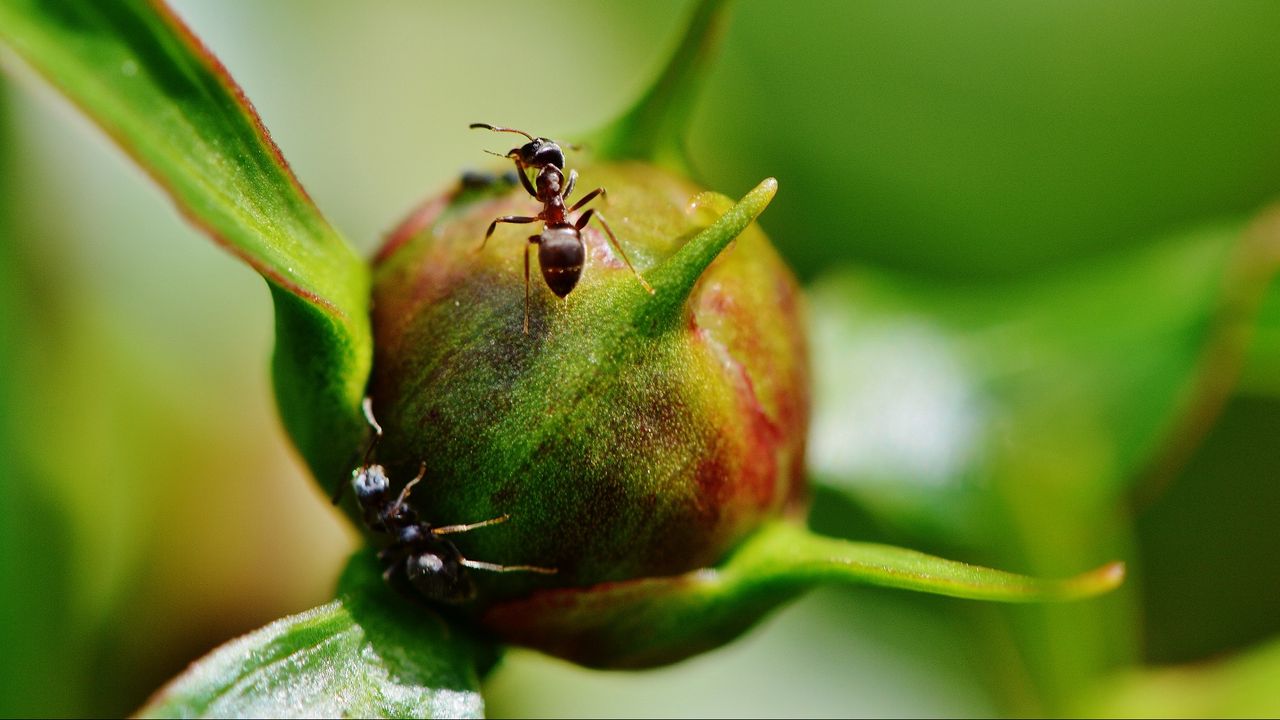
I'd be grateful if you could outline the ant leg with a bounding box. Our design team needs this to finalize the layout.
[460,558,557,575]
[361,397,383,437]
[568,186,605,214]
[482,155,536,198]
[377,544,402,564]
[562,169,577,202]
[577,209,655,294]
[389,462,427,515]
[480,215,538,251]
[432,513,510,535]
[379,545,410,582]
[513,159,537,198]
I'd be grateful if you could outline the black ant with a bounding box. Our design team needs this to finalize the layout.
[470,123,655,333]
[339,398,555,604]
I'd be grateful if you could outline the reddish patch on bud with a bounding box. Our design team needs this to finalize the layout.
[365,164,808,657]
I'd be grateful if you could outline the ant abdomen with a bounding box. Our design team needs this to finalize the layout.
[538,227,585,297]
[406,549,477,603]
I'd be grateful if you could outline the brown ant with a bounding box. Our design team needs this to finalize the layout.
[340,398,555,604]
[470,123,655,333]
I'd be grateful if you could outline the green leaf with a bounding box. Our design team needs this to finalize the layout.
[808,213,1280,542]
[1077,635,1280,717]
[1240,287,1280,397]
[483,520,1121,669]
[139,552,493,719]
[1237,211,1280,398]
[589,0,729,170]
[1135,394,1280,665]
[0,0,372,487]
[805,211,1280,709]
[804,214,1276,708]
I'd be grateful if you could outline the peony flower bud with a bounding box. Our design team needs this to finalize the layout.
[364,160,807,662]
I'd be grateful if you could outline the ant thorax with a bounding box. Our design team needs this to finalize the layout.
[536,166,566,204]
[347,462,477,605]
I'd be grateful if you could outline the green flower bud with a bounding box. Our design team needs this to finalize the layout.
[365,161,807,663]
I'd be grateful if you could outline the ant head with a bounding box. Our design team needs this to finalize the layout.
[352,463,391,507]
[513,138,565,170]
[471,123,567,170]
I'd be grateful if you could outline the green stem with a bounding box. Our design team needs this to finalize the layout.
[483,520,1125,669]
[590,0,731,170]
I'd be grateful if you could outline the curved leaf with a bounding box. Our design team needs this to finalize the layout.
[806,209,1280,709]
[1237,211,1280,398]
[0,0,372,487]
[1078,635,1280,717]
[484,520,1121,669]
[139,552,493,719]
[808,212,1280,541]
[1240,287,1280,396]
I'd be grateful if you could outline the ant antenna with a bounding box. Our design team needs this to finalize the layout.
[362,396,383,435]
[470,123,535,141]
[361,396,383,465]
[332,396,385,505]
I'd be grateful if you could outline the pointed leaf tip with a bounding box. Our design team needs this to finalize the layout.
[483,521,1121,668]
[1061,560,1126,599]
[640,176,777,324]
[729,522,1125,604]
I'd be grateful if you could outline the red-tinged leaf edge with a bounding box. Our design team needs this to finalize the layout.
[0,0,374,488]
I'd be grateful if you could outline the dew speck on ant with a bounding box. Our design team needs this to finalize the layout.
[338,397,555,604]
[470,123,656,334]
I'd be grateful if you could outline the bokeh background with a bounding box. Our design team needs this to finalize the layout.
[3,1,1280,716]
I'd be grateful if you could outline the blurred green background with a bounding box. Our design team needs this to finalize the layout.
[3,1,1280,716]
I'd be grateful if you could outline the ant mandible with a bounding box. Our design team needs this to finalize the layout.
[470,123,655,334]
[340,398,555,604]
